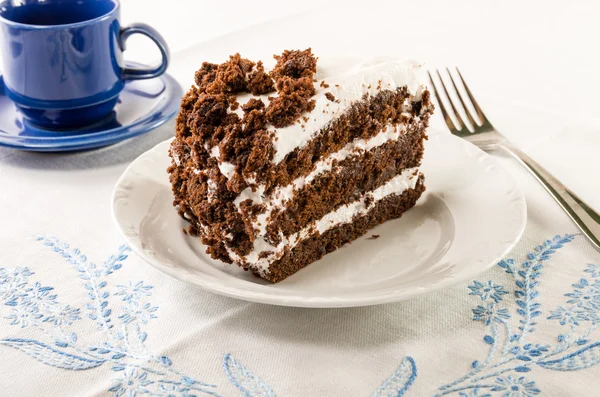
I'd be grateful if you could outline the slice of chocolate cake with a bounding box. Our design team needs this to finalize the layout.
[168,49,434,282]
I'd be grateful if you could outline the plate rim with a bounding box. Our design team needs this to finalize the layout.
[0,64,183,152]
[111,133,527,308]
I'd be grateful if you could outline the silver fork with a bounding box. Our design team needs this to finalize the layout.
[429,68,600,251]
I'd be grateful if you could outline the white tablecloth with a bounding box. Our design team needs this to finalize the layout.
[1,1,600,396]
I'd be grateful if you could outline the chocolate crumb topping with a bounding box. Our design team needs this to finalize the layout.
[270,48,317,80]
[258,251,273,260]
[266,76,316,128]
[325,92,336,102]
[180,49,319,179]
[244,131,273,174]
[194,63,218,88]
[196,54,255,94]
[226,173,247,194]
[242,107,266,134]
[242,98,266,113]
[248,61,275,95]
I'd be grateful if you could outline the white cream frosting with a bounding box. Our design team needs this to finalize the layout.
[206,179,218,202]
[210,58,425,179]
[217,161,236,180]
[228,166,421,273]
[271,59,425,163]
[209,144,237,180]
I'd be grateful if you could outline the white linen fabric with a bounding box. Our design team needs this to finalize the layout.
[1,1,600,396]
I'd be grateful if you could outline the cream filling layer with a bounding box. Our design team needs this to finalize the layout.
[227,166,420,273]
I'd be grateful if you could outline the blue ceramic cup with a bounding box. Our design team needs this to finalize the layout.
[0,0,170,128]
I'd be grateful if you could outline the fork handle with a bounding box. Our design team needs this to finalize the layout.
[499,143,600,251]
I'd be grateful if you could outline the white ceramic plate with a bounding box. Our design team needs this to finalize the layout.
[111,131,526,307]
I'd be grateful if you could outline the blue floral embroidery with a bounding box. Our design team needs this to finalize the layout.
[422,233,599,396]
[491,376,540,396]
[2,234,598,396]
[0,236,219,397]
[458,389,491,397]
[223,353,275,397]
[468,281,509,303]
[371,356,417,397]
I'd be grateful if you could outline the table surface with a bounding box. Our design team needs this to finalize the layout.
[1,1,600,396]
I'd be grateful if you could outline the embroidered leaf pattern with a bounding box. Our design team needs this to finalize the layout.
[538,342,600,371]
[429,234,600,397]
[372,356,417,397]
[0,338,105,370]
[0,237,218,396]
[223,353,275,397]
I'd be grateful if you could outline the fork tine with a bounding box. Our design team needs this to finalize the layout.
[456,68,489,125]
[427,71,458,133]
[446,67,478,128]
[436,70,467,131]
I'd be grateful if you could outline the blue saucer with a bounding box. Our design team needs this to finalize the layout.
[0,63,183,152]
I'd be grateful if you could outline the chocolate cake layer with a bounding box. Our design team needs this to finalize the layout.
[262,177,426,282]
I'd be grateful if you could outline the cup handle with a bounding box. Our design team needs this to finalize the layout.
[120,23,170,80]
